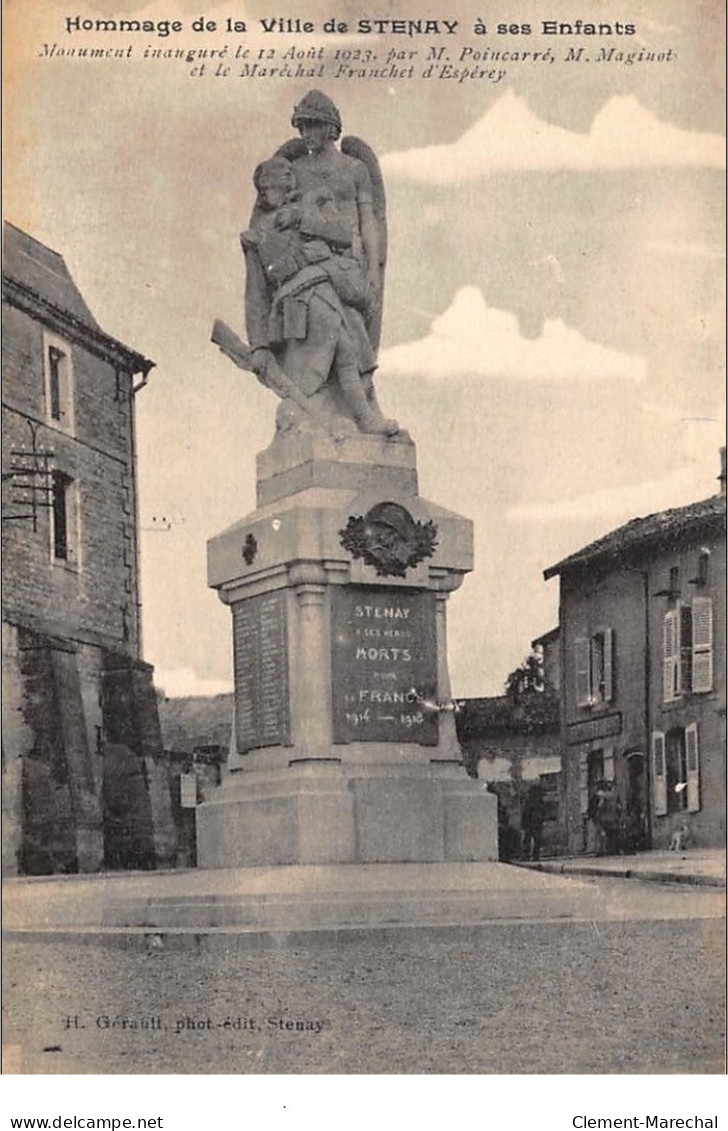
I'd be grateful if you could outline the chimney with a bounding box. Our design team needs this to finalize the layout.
[719,447,726,498]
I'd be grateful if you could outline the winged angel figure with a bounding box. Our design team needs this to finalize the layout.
[213,91,399,438]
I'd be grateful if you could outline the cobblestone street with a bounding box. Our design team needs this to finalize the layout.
[3,879,724,1075]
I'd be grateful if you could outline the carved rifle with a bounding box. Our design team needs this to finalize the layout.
[210,318,344,440]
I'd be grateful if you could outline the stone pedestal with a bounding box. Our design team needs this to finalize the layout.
[197,430,497,867]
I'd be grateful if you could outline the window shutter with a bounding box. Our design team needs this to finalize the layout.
[51,472,69,561]
[663,611,679,701]
[651,731,667,816]
[575,637,591,707]
[679,604,693,695]
[66,480,79,565]
[578,750,589,815]
[685,722,700,813]
[691,598,713,693]
[48,346,64,420]
[602,628,614,703]
[603,745,615,782]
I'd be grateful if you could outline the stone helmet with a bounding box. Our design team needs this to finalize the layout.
[366,502,415,541]
[291,90,342,139]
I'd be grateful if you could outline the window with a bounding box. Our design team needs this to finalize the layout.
[50,471,79,566]
[663,600,713,701]
[574,628,614,708]
[651,731,667,816]
[692,549,710,587]
[691,598,713,693]
[43,332,74,433]
[663,609,680,701]
[665,729,688,814]
[684,722,700,812]
[48,346,64,419]
[652,725,700,816]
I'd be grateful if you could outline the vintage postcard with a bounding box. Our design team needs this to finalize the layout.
[2,0,725,1106]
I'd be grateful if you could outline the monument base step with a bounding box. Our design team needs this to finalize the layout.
[3,863,601,935]
[196,763,498,868]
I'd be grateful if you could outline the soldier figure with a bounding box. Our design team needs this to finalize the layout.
[213,91,398,439]
[242,157,397,436]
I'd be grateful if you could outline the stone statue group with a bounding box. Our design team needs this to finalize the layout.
[213,91,400,439]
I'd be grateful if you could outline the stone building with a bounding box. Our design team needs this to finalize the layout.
[456,690,564,858]
[2,222,176,875]
[545,456,726,854]
[156,692,230,866]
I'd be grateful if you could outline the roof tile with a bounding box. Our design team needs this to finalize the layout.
[545,494,726,578]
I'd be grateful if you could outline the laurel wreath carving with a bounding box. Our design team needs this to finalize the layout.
[339,511,438,578]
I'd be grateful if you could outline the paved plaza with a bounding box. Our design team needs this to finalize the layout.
[3,870,724,1075]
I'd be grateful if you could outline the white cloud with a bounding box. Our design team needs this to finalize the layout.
[506,467,713,525]
[153,667,233,697]
[381,92,725,182]
[379,286,646,381]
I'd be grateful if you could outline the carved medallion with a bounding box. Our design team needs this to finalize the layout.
[339,502,438,578]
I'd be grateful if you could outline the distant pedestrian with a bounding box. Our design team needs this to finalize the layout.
[521,783,546,861]
[593,780,621,856]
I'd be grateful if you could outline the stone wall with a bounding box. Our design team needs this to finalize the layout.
[1,625,178,875]
[1,293,175,873]
[2,301,139,654]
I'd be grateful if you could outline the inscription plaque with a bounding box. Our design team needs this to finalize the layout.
[331,586,438,745]
[566,712,622,746]
[232,592,290,752]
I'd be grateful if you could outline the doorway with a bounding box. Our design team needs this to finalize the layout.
[625,751,648,852]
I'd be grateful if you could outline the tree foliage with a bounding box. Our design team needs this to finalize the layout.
[503,651,559,728]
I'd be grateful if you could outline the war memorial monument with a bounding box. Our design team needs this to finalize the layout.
[199,91,497,867]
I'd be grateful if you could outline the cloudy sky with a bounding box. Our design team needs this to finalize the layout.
[4,0,725,697]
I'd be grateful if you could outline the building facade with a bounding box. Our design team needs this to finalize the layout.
[156,692,230,866]
[456,690,564,859]
[545,464,726,854]
[2,223,176,874]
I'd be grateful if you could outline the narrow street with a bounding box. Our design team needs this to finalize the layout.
[3,876,724,1075]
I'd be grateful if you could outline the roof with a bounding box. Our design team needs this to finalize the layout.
[544,494,726,579]
[157,693,234,754]
[2,222,153,375]
[3,222,102,329]
[532,626,559,648]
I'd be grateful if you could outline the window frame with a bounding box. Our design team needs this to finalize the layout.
[665,728,688,814]
[685,722,700,813]
[49,469,81,570]
[42,330,75,435]
[574,627,614,709]
[663,599,714,701]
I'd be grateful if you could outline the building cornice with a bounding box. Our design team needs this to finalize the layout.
[2,274,154,378]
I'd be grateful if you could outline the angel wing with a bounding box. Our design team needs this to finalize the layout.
[341,135,387,353]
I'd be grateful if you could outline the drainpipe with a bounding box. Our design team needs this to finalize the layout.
[557,588,570,853]
[623,564,652,847]
[642,568,652,847]
[129,362,153,659]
